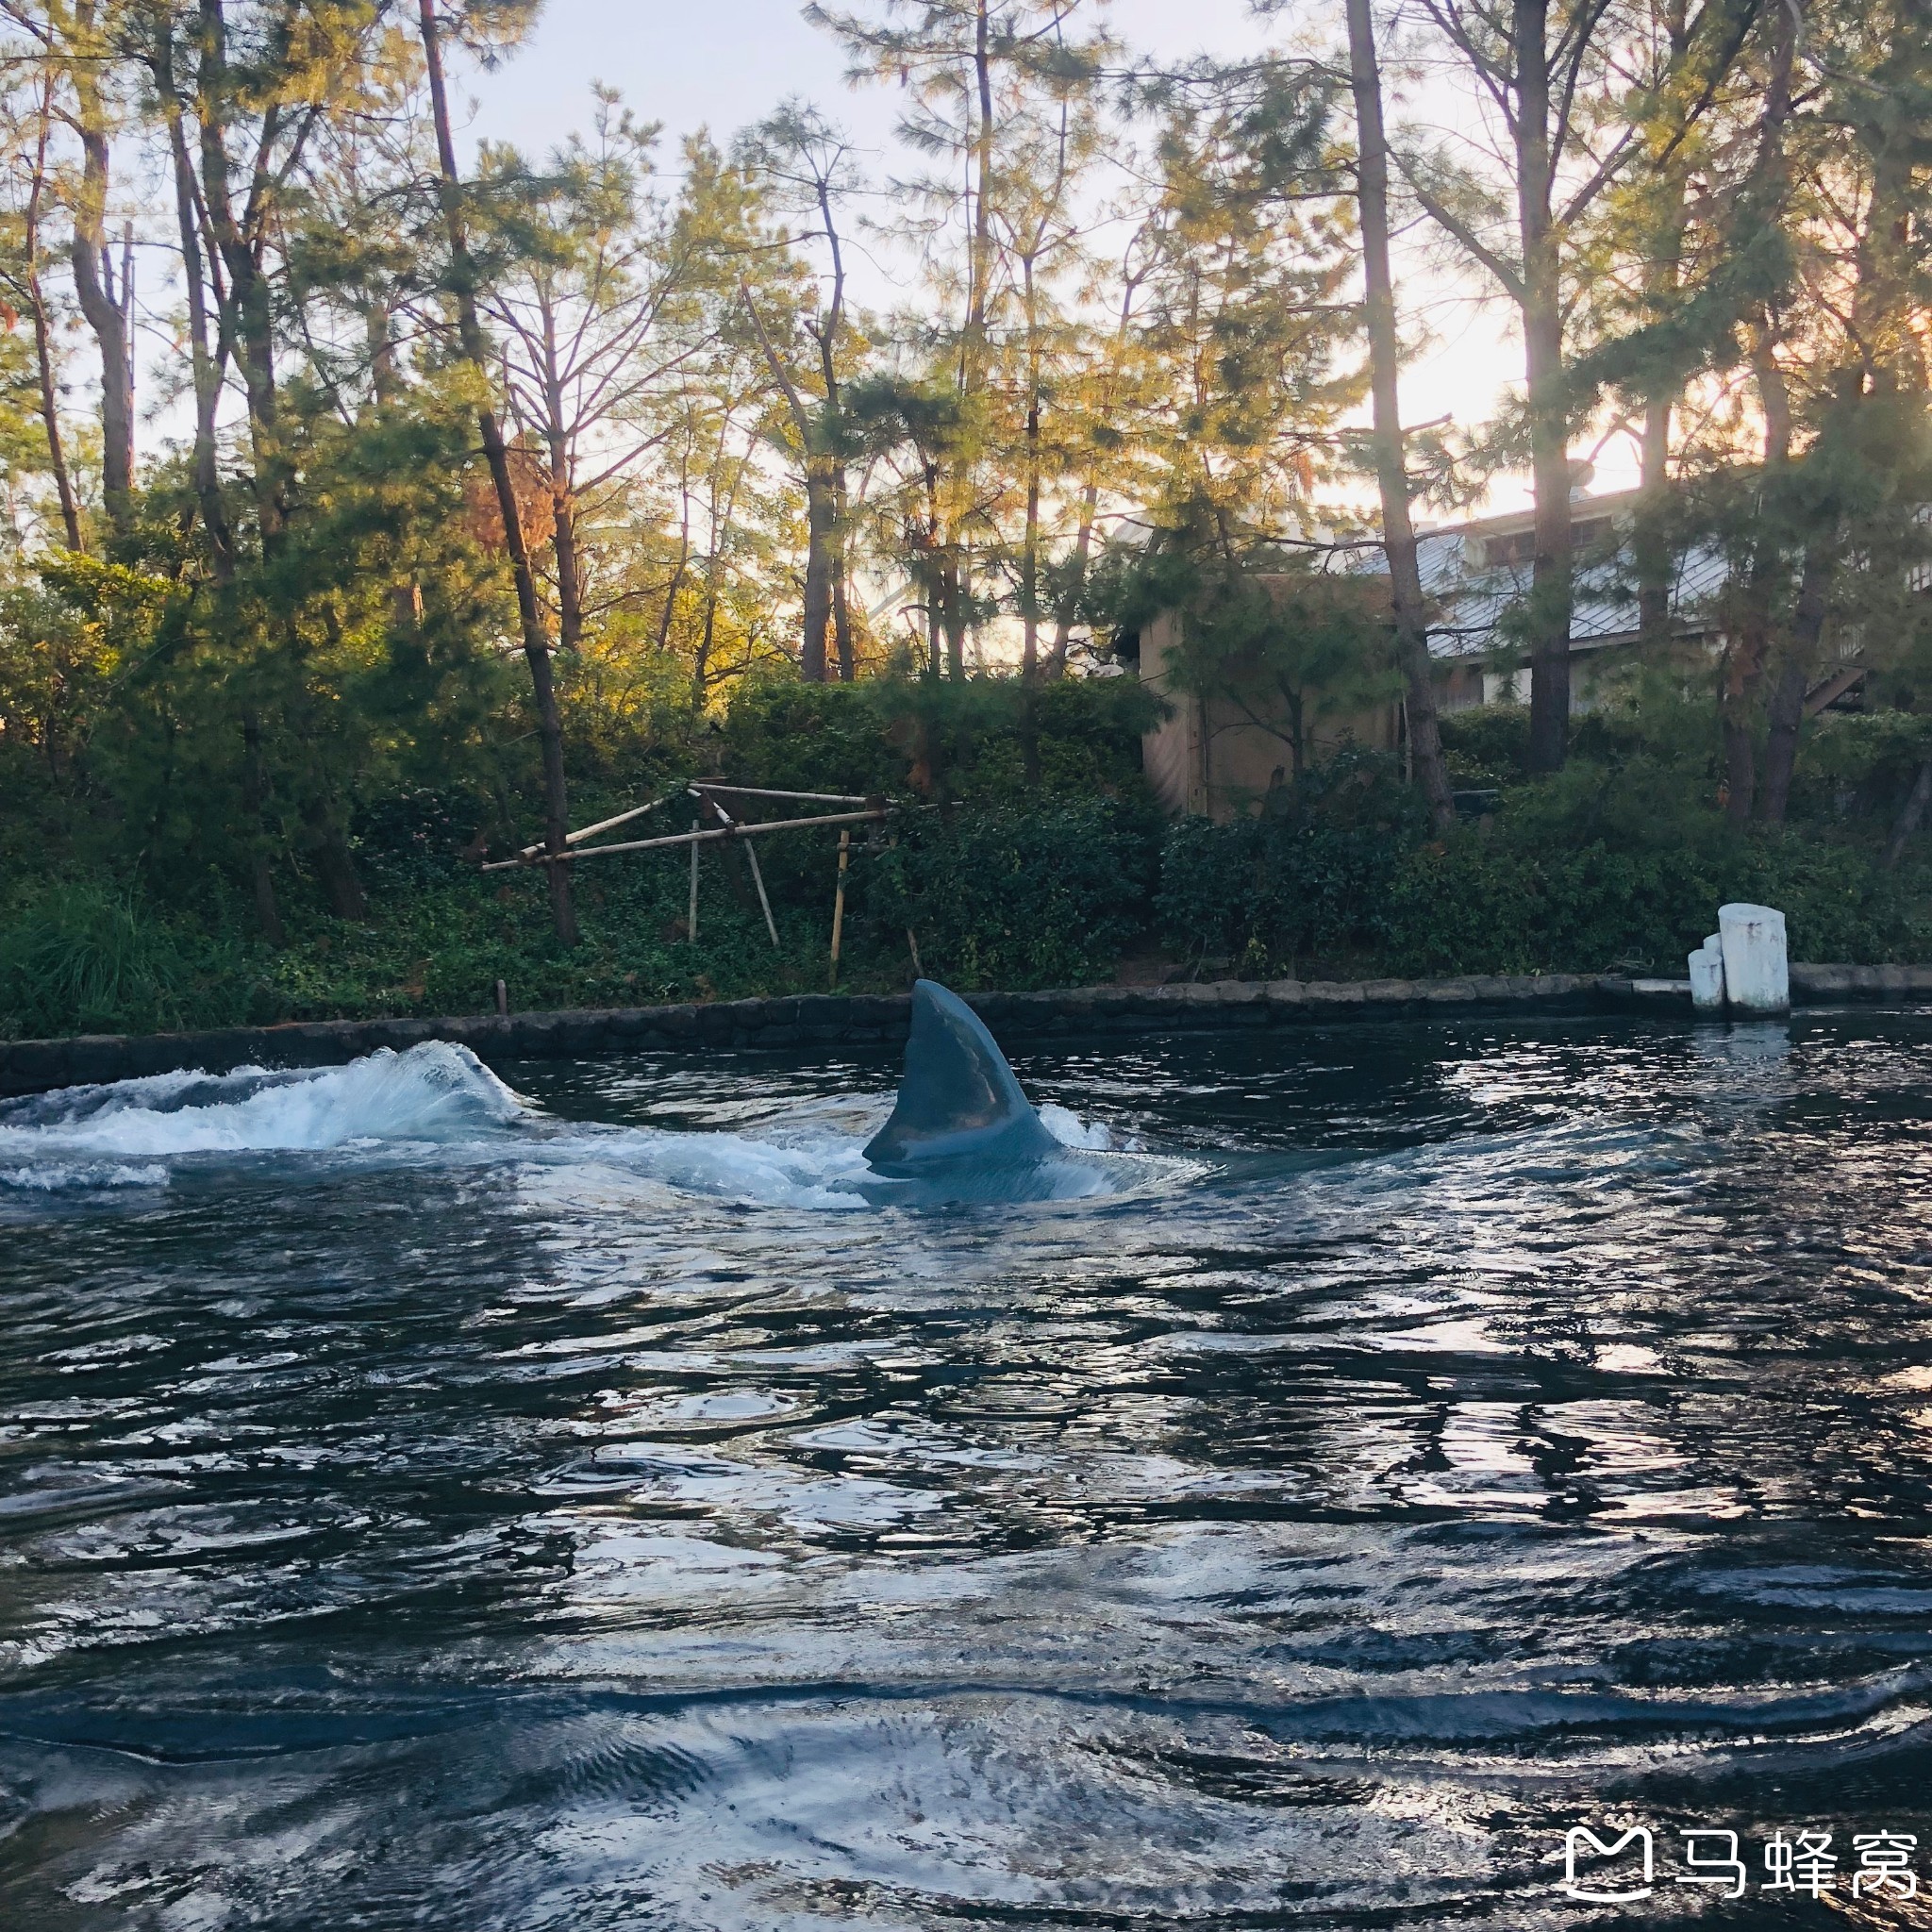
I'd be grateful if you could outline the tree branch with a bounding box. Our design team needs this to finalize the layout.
[1396,157,1526,301]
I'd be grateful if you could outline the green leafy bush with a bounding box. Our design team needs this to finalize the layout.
[862,799,1158,990]
[1439,705,1531,786]
[1383,833,1929,976]
[1155,750,1427,968]
[1157,746,1932,978]
[0,883,264,1039]
[1789,710,1932,823]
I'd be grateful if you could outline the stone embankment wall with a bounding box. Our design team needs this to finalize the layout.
[2,964,1929,1099]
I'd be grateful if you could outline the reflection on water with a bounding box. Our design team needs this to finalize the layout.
[4,1011,1932,1927]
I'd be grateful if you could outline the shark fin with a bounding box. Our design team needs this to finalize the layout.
[863,980,1060,1174]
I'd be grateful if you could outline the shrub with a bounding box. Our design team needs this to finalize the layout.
[1154,748,1932,979]
[0,882,264,1039]
[1383,833,1929,976]
[1439,705,1531,785]
[1790,710,1932,824]
[1155,750,1427,968]
[861,798,1159,990]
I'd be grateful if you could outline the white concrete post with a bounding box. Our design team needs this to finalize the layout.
[1689,940,1726,1012]
[1718,903,1790,1015]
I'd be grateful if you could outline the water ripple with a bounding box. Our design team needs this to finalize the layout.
[3,1011,1931,1926]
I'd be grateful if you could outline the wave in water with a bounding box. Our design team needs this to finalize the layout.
[0,1041,524,1159]
[0,1042,1140,1207]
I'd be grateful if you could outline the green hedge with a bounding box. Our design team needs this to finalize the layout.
[1380,837,1927,976]
[1153,750,1932,977]
[861,799,1158,991]
[1154,750,1425,970]
[0,800,1163,1038]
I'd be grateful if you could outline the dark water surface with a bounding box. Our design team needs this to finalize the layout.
[4,1012,1932,1928]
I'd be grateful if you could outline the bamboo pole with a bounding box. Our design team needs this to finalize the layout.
[691,782,873,807]
[705,795,780,949]
[687,817,700,941]
[828,828,851,990]
[748,846,780,949]
[510,789,682,862]
[481,807,889,870]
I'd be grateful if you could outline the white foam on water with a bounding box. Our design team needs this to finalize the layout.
[1039,1104,1124,1152]
[0,1042,525,1184]
[0,1042,1147,1207]
[0,1161,169,1191]
[579,1125,879,1212]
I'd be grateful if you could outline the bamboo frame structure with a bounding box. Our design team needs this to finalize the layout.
[481,806,889,871]
[508,787,684,862]
[489,785,896,976]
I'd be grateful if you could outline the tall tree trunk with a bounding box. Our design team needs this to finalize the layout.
[1347,0,1454,833]
[1633,5,1690,649]
[1019,243,1048,683]
[1758,536,1832,825]
[943,0,991,683]
[552,488,586,653]
[1724,333,1792,824]
[831,474,855,680]
[538,296,586,655]
[23,75,81,550]
[196,0,288,546]
[813,180,856,681]
[154,25,232,577]
[658,441,693,655]
[1719,6,1796,822]
[1721,598,1765,826]
[1515,0,1574,774]
[1045,478,1098,677]
[418,0,577,944]
[1021,408,1041,681]
[742,283,832,680]
[1633,391,1673,648]
[801,479,834,682]
[305,799,369,921]
[963,0,994,375]
[941,554,967,681]
[68,9,134,534]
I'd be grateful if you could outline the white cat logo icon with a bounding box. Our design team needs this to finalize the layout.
[1562,1824,1655,1903]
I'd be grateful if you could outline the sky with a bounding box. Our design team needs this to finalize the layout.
[454,0,1610,519]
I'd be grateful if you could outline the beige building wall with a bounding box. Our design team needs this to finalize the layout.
[1139,608,1406,821]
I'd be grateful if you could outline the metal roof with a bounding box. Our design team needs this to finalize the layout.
[1408,519,1731,661]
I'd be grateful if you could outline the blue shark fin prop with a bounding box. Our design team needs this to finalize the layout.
[864,980,1060,1174]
